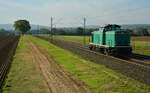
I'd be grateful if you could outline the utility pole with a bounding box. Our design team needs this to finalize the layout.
[51,17,53,41]
[83,18,86,46]
[37,25,40,35]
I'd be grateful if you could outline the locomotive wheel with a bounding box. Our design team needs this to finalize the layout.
[89,46,93,50]
[93,46,96,50]
[99,48,104,54]
[104,49,112,55]
[104,49,109,55]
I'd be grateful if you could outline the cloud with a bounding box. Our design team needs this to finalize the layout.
[0,0,150,27]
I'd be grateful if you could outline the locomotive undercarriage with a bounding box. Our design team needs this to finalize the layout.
[89,44,132,55]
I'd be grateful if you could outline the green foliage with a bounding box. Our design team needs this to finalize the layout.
[14,20,31,34]
[0,29,15,35]
[127,28,150,36]
[27,28,50,35]
[132,28,149,36]
[76,27,83,35]
[37,27,97,36]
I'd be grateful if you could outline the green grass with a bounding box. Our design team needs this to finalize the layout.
[3,37,49,93]
[42,35,91,44]
[30,36,150,93]
[131,41,150,56]
[54,35,91,44]
[43,35,150,56]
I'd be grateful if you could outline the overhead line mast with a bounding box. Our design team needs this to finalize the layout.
[51,17,53,41]
[83,18,86,46]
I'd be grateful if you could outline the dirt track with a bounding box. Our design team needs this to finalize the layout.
[28,40,92,93]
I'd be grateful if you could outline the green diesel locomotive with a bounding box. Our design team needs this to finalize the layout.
[89,24,132,55]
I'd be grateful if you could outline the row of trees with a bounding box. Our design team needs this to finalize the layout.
[12,19,98,36]
[0,19,150,36]
[129,28,150,36]
[14,20,31,34]
[32,27,150,36]
[51,27,99,36]
[0,29,15,35]
[27,27,98,36]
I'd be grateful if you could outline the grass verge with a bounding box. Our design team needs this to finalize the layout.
[131,41,150,56]
[30,36,150,93]
[3,36,49,93]
[42,35,91,44]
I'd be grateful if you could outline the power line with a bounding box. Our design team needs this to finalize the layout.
[53,18,63,25]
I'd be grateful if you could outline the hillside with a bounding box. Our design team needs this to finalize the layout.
[0,24,50,30]
[0,24,150,31]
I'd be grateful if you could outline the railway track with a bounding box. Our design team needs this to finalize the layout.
[35,36,150,85]
[0,36,20,91]
[50,37,150,68]
[52,37,150,68]
[52,39,150,69]
[121,55,150,67]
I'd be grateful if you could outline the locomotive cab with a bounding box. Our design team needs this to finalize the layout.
[89,24,132,55]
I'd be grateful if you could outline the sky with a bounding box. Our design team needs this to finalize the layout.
[0,0,150,27]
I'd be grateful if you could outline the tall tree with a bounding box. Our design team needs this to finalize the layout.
[133,28,149,36]
[76,27,83,35]
[14,20,31,34]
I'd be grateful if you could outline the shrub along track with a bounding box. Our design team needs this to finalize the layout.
[0,35,20,92]
[28,39,92,93]
[36,36,150,85]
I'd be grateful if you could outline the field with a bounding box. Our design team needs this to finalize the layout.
[54,35,91,44]
[131,36,150,41]
[1,35,150,93]
[0,35,20,91]
[3,35,150,93]
[131,36,150,55]
[49,35,150,56]
[3,36,91,93]
[3,37,50,93]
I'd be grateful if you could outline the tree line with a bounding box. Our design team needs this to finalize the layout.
[127,28,150,36]
[0,29,15,35]
[0,18,150,36]
[0,27,150,36]
[31,27,150,36]
[50,27,99,36]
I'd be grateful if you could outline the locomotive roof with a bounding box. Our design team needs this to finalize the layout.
[103,24,121,29]
[92,24,122,33]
